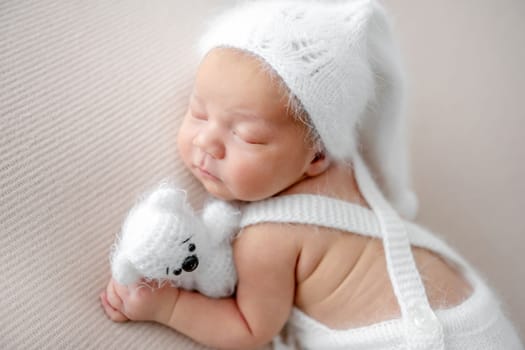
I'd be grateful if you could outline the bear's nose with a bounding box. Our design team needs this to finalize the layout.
[182,255,199,272]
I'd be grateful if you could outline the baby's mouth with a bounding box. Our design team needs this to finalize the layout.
[195,166,220,181]
[193,155,221,181]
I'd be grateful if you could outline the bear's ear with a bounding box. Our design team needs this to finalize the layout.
[111,251,141,285]
[145,183,188,212]
[201,200,241,243]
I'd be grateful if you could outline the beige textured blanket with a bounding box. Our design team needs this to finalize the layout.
[1,1,523,348]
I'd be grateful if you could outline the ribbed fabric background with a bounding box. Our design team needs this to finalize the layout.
[0,1,236,349]
[1,0,524,348]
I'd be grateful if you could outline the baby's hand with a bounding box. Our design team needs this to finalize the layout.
[100,278,179,325]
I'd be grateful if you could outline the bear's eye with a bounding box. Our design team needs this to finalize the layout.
[188,243,196,252]
[173,269,182,276]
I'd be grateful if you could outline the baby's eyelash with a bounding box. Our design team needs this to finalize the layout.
[232,130,263,145]
[191,112,207,121]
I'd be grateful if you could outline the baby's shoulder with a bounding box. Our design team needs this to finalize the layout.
[232,222,305,281]
[234,221,304,256]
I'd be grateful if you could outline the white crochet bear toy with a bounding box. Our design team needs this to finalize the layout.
[110,183,240,298]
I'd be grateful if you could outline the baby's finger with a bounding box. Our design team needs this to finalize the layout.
[100,291,129,322]
[112,278,132,297]
[105,279,126,311]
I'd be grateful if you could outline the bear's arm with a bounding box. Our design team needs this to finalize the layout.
[163,222,300,349]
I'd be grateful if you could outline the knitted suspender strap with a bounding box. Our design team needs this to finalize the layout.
[240,194,382,238]
[239,158,445,348]
[353,155,444,349]
[240,193,465,270]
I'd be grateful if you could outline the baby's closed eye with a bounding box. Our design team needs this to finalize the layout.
[232,129,267,145]
[232,123,272,145]
[191,111,208,121]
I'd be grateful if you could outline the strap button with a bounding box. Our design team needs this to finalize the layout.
[408,304,441,333]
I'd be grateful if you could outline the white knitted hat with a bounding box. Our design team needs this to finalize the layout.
[199,0,418,219]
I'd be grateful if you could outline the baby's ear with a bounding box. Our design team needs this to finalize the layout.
[305,151,331,177]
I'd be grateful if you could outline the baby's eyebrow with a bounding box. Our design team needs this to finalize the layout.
[228,108,260,120]
[227,106,276,124]
[181,237,191,244]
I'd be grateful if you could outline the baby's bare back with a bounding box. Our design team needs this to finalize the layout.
[279,164,473,329]
[292,226,472,329]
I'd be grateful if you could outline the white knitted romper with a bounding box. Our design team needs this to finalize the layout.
[240,157,523,350]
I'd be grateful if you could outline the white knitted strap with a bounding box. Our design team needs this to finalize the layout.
[240,195,382,238]
[241,193,466,269]
[353,155,444,349]
[239,160,445,348]
[240,157,445,349]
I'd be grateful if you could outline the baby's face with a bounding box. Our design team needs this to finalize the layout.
[177,48,317,201]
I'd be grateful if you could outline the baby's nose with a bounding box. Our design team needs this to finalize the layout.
[193,128,225,159]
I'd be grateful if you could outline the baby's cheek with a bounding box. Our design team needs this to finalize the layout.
[230,164,272,200]
[177,124,194,159]
[177,144,192,168]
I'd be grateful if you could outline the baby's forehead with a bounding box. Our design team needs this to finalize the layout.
[196,48,283,93]
[193,49,295,122]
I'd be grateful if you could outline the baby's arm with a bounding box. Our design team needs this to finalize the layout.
[166,225,298,348]
[102,223,299,350]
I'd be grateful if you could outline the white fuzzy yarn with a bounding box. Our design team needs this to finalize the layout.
[199,0,418,219]
[111,183,240,298]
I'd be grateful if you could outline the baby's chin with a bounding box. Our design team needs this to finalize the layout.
[201,182,269,203]
[200,180,236,202]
